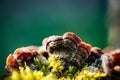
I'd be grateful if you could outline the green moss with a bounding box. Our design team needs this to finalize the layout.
[4,51,116,80]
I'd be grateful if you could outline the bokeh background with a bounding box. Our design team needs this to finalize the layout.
[0,0,107,74]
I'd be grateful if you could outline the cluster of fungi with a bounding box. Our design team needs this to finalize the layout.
[5,32,120,79]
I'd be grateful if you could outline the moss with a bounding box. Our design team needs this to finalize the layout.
[48,55,64,73]
[4,66,108,80]
[2,51,113,80]
[4,56,109,80]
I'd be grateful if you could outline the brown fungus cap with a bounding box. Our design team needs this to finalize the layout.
[101,49,120,75]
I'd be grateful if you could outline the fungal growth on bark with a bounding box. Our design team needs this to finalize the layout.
[3,32,120,80]
[42,32,91,69]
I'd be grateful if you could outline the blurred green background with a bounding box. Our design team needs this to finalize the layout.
[0,0,107,74]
